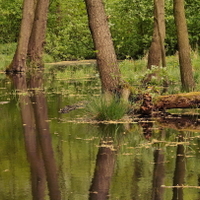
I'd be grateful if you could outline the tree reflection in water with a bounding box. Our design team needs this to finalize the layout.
[152,149,165,200]
[89,124,119,200]
[11,71,61,200]
[172,133,185,200]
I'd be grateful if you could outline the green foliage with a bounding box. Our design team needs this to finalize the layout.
[1,0,200,60]
[106,0,153,59]
[0,0,22,43]
[45,0,94,61]
[185,0,200,49]
[86,95,129,121]
[0,43,16,70]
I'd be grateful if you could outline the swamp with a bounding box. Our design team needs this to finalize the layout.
[1,63,200,200]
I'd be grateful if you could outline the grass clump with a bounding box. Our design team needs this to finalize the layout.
[86,95,129,121]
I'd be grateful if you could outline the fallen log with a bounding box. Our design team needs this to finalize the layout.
[154,92,200,110]
[138,92,200,116]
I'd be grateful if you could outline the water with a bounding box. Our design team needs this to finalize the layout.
[0,65,200,200]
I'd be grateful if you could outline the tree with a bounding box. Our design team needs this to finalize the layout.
[84,0,130,99]
[173,0,195,91]
[147,0,166,69]
[7,0,49,72]
[27,0,50,67]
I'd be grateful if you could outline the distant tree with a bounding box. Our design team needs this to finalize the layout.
[147,0,166,69]
[84,0,130,99]
[173,0,195,91]
[7,0,49,72]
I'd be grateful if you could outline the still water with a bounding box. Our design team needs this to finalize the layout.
[0,64,200,200]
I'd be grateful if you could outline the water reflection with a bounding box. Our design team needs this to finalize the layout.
[2,65,200,199]
[11,72,61,200]
[152,149,165,200]
[89,124,119,200]
[89,138,116,200]
[172,133,185,200]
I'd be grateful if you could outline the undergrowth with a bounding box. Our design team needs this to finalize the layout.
[119,52,200,94]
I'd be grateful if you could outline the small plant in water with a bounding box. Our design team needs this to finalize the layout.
[86,95,129,121]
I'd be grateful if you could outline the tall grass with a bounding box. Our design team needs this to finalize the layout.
[86,95,129,121]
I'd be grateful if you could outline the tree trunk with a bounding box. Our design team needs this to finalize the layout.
[173,0,195,92]
[28,0,50,67]
[147,0,165,69]
[84,0,127,97]
[8,0,36,72]
[8,0,49,72]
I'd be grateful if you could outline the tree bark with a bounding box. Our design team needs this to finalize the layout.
[173,0,195,91]
[147,0,165,69]
[84,0,127,97]
[28,0,50,67]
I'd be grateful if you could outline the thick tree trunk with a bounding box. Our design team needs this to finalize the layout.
[173,0,195,91]
[147,0,165,69]
[84,0,126,96]
[28,0,50,67]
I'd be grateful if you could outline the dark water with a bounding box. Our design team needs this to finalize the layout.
[1,65,200,200]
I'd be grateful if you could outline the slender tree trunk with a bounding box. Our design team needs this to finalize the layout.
[84,0,128,97]
[28,0,50,67]
[8,0,36,72]
[147,0,165,69]
[173,0,195,91]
